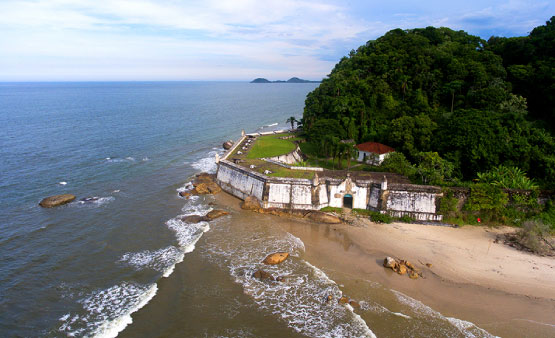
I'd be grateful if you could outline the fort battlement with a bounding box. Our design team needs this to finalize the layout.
[216,131,444,221]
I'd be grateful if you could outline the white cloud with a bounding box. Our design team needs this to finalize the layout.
[0,0,552,80]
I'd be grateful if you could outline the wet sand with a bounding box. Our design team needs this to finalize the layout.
[214,192,555,338]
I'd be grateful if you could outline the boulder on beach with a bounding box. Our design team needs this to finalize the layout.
[307,211,341,224]
[192,182,221,195]
[383,256,397,269]
[207,182,222,194]
[262,252,289,265]
[253,269,274,281]
[181,215,208,223]
[383,256,421,280]
[39,194,76,208]
[205,209,229,220]
[409,271,419,279]
[241,196,261,211]
[223,140,233,150]
[193,173,215,186]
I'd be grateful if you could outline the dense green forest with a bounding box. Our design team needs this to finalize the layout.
[302,18,554,189]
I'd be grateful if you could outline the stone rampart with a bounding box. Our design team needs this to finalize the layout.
[215,131,447,222]
[217,160,266,201]
[266,145,304,165]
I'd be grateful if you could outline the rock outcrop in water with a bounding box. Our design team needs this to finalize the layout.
[383,256,422,279]
[39,194,76,208]
[253,269,274,281]
[205,209,229,220]
[223,140,233,150]
[185,173,221,195]
[181,215,209,223]
[262,252,289,265]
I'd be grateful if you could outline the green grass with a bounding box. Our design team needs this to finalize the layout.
[268,168,314,179]
[320,206,343,213]
[247,134,297,159]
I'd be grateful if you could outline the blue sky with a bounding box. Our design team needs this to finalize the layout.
[0,0,552,81]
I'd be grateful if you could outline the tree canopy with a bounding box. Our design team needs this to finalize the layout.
[303,22,554,187]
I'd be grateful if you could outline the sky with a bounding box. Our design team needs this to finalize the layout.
[0,0,552,81]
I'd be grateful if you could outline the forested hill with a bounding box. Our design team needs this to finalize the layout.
[302,19,554,187]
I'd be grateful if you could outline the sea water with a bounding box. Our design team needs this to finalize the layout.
[0,82,500,337]
[0,82,316,336]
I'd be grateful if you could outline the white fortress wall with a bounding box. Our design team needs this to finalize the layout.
[268,183,291,204]
[368,185,381,209]
[328,182,345,208]
[267,145,304,165]
[351,185,369,209]
[386,191,437,213]
[318,183,329,206]
[216,161,265,201]
[291,184,312,205]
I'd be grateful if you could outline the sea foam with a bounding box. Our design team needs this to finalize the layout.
[204,230,376,338]
[58,282,157,338]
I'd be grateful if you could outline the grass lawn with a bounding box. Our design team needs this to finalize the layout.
[247,134,297,159]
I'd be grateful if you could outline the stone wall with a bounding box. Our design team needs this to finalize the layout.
[216,132,446,221]
[266,145,304,165]
[380,184,443,221]
[216,160,266,201]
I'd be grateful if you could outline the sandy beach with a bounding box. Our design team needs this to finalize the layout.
[214,192,555,337]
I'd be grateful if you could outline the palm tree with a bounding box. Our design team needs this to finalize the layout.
[286,116,297,130]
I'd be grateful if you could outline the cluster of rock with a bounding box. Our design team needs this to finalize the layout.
[331,295,360,308]
[181,209,229,223]
[383,256,423,279]
[252,252,290,282]
[179,173,221,198]
[240,196,341,224]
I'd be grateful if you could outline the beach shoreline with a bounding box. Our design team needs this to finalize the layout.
[213,191,555,337]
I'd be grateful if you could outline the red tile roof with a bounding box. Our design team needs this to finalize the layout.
[355,142,395,154]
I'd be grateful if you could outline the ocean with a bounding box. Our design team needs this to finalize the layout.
[1,82,503,338]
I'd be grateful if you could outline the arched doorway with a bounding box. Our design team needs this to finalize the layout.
[343,194,353,209]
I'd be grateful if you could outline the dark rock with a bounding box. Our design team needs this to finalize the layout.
[253,269,274,281]
[39,194,76,208]
[223,141,234,150]
[205,209,229,220]
[192,182,221,195]
[181,215,208,223]
[179,191,191,198]
[307,211,341,224]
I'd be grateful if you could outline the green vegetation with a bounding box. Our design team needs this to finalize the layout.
[302,20,555,189]
[286,116,298,129]
[512,220,554,254]
[477,165,538,190]
[487,17,555,132]
[320,206,342,213]
[247,134,297,159]
[369,211,393,223]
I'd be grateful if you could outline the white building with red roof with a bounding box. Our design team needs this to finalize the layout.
[355,142,395,165]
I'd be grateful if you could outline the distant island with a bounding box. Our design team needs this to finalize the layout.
[250,77,321,83]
